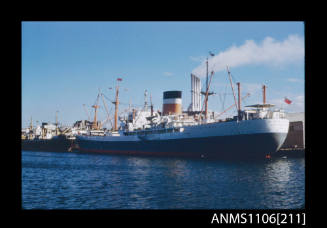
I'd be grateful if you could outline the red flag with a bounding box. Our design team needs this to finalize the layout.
[117,78,122,81]
[284,97,292,104]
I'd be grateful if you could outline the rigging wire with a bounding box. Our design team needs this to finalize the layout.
[97,106,113,129]
[222,83,228,112]
[102,93,144,108]
[231,73,238,84]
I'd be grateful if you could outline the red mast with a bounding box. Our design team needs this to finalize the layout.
[113,78,122,131]
[91,93,100,130]
[263,85,266,104]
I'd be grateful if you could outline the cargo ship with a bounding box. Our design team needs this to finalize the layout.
[76,64,289,159]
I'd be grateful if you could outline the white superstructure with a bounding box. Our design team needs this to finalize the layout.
[81,104,289,142]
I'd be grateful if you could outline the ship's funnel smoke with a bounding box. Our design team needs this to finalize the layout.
[192,34,304,77]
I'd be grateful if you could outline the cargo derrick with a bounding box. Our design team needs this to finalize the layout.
[100,90,113,129]
[91,93,101,130]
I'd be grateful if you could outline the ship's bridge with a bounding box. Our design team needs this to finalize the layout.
[243,104,286,120]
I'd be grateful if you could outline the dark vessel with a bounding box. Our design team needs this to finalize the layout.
[22,135,74,152]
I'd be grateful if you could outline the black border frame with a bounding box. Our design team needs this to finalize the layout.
[13,17,315,226]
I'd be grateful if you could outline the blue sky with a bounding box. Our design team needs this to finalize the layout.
[22,22,304,128]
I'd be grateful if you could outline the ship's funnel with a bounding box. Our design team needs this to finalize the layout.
[163,91,182,115]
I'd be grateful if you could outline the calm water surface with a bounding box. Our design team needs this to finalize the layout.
[22,150,305,209]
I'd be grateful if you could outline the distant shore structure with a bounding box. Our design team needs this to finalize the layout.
[281,112,304,149]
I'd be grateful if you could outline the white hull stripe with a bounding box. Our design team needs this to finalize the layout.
[78,119,289,142]
[163,98,182,104]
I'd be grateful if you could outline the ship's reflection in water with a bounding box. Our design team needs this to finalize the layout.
[260,158,305,209]
[22,151,304,209]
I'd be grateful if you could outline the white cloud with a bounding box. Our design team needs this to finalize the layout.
[211,82,262,96]
[192,34,304,77]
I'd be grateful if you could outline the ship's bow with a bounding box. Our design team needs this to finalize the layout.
[254,118,289,156]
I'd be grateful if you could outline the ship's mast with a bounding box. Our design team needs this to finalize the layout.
[30,116,33,130]
[206,57,208,93]
[150,93,153,116]
[200,70,214,119]
[262,84,266,104]
[55,110,59,135]
[113,78,122,131]
[91,93,100,130]
[28,116,33,139]
[227,66,238,114]
[144,89,148,111]
[114,85,119,131]
[205,57,208,118]
[132,108,136,121]
[237,82,241,113]
[202,52,215,119]
[92,104,99,130]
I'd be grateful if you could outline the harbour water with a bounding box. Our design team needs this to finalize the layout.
[22,150,304,209]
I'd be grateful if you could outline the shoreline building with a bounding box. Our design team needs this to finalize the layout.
[281,112,304,149]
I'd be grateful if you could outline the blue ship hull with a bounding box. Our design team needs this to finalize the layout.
[76,132,287,159]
